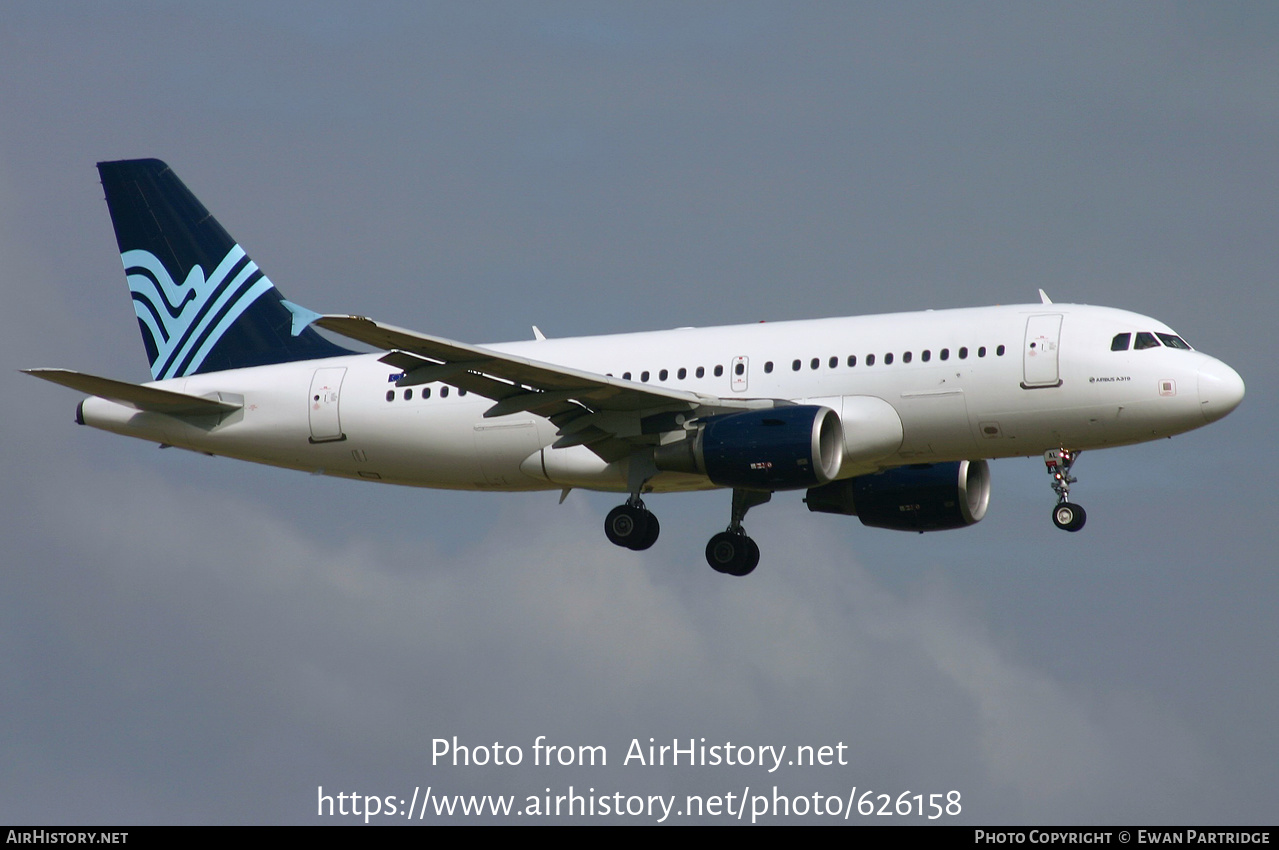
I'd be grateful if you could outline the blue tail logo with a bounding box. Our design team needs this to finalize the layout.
[125,244,275,380]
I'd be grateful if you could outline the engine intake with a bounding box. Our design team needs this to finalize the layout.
[804,460,990,531]
[655,405,844,490]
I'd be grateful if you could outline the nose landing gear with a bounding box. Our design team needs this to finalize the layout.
[1044,448,1086,532]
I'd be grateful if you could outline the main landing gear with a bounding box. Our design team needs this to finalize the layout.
[605,456,662,551]
[1044,448,1086,532]
[604,488,772,577]
[705,489,771,577]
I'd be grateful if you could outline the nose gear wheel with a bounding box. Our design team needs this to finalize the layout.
[1052,501,1086,532]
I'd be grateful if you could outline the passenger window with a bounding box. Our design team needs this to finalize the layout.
[1111,333,1131,351]
[714,365,724,377]
[922,350,931,362]
[884,352,894,365]
[386,390,394,402]
[764,361,773,373]
[404,389,413,400]
[940,348,950,361]
[734,363,744,375]
[641,371,650,382]
[866,354,876,366]
[792,359,801,371]
[902,351,912,363]
[423,387,431,398]
[810,358,819,370]
[659,369,668,381]
[677,367,687,379]
[847,355,857,367]
[829,356,838,368]
[441,386,449,398]
[459,388,467,396]
[958,347,968,359]
[996,344,1005,356]
[978,346,986,357]
[1134,332,1160,350]
[696,366,705,378]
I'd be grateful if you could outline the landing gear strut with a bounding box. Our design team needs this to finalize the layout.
[705,489,770,576]
[1044,448,1086,532]
[605,453,661,551]
[605,498,660,551]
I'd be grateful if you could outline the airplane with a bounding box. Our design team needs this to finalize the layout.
[25,159,1246,576]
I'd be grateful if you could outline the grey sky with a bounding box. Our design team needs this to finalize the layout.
[1,3,1275,824]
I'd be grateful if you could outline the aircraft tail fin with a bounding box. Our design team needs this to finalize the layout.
[97,159,349,379]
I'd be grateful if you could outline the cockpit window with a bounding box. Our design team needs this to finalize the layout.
[1157,333,1192,350]
[1133,332,1161,350]
[1111,333,1131,351]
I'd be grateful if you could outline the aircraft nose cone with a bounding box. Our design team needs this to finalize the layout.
[1198,359,1245,423]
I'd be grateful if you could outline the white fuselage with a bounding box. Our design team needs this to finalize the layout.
[78,303,1242,494]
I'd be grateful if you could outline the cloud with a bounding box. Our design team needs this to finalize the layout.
[0,464,1214,822]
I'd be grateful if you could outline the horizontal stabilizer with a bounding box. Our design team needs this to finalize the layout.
[23,368,241,415]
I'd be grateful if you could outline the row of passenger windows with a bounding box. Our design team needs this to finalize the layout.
[1111,332,1191,352]
[384,340,1011,399]
[610,344,1006,383]
[377,334,1193,402]
[774,344,1005,372]
[385,386,469,402]
[614,365,724,382]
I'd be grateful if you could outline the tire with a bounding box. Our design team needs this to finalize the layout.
[706,532,741,573]
[1052,502,1086,532]
[629,512,660,551]
[605,505,650,548]
[741,536,760,575]
[705,531,757,576]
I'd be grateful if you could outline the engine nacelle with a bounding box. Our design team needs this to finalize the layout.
[655,405,844,491]
[804,460,990,531]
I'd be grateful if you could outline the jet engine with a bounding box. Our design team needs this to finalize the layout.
[654,405,844,490]
[804,460,990,531]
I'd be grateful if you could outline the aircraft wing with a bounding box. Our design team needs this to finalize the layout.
[315,314,765,459]
[23,368,241,415]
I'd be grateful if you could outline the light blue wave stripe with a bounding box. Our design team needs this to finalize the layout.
[160,258,263,379]
[177,277,275,378]
[122,245,244,318]
[125,245,247,378]
[130,282,172,365]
